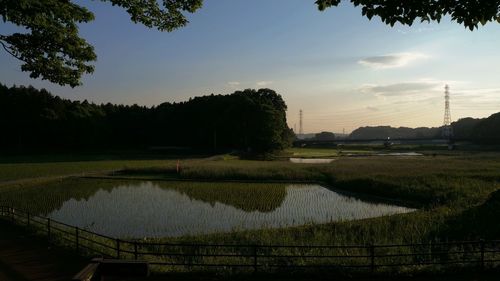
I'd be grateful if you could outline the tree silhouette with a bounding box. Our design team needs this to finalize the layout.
[0,84,293,153]
[0,0,203,87]
[315,0,500,31]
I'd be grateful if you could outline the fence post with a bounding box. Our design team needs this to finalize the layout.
[10,207,14,222]
[47,218,51,242]
[480,239,485,271]
[27,212,30,226]
[75,227,79,253]
[134,242,138,260]
[370,244,375,274]
[116,239,121,259]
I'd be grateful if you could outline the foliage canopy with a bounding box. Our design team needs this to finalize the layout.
[0,0,203,87]
[316,0,500,30]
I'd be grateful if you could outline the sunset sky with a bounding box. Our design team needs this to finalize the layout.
[2,0,500,133]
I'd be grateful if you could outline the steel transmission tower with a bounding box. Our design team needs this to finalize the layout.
[299,110,303,135]
[442,85,453,139]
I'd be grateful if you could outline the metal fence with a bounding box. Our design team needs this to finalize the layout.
[1,205,499,274]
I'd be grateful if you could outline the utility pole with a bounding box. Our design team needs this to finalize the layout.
[442,85,454,150]
[299,110,303,135]
[442,85,453,140]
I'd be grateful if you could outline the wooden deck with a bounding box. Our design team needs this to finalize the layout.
[0,220,87,281]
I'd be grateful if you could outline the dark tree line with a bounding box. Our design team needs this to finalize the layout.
[0,84,294,153]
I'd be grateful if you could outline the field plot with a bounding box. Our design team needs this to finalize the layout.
[0,159,176,183]
[1,149,500,275]
[0,178,413,238]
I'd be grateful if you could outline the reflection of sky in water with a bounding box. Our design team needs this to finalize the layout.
[290,158,335,164]
[46,182,414,238]
[376,152,423,156]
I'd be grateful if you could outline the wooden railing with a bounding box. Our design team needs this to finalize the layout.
[1,205,499,274]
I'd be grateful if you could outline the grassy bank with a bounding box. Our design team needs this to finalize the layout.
[111,153,500,247]
[121,154,500,207]
[1,149,500,275]
[0,159,177,184]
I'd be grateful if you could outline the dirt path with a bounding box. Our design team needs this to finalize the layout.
[0,220,87,281]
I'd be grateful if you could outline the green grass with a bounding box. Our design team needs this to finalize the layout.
[115,152,500,246]
[284,147,374,158]
[1,148,500,275]
[285,147,341,157]
[0,159,177,183]
[118,154,500,208]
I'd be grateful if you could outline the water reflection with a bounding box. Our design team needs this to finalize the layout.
[290,158,335,164]
[376,152,423,156]
[21,180,415,238]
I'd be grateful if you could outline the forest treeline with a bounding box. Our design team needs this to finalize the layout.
[0,84,294,153]
[350,115,500,143]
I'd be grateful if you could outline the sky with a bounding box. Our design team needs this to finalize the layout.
[2,0,500,133]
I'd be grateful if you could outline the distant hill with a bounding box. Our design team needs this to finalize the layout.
[296,132,348,140]
[472,112,500,144]
[451,117,482,140]
[350,126,440,140]
[295,133,316,140]
[348,114,500,143]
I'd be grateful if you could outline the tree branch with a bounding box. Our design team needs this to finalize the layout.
[0,36,27,63]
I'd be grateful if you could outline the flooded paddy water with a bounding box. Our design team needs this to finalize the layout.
[289,152,424,162]
[289,152,423,163]
[0,179,414,238]
[289,158,335,164]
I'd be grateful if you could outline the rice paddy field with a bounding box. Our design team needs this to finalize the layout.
[1,147,500,274]
[0,179,413,238]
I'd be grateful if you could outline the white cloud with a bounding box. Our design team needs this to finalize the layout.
[227,81,240,86]
[452,88,500,110]
[357,80,500,113]
[365,106,379,112]
[358,79,454,107]
[359,52,429,69]
[397,27,437,35]
[360,81,441,97]
[256,81,273,87]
